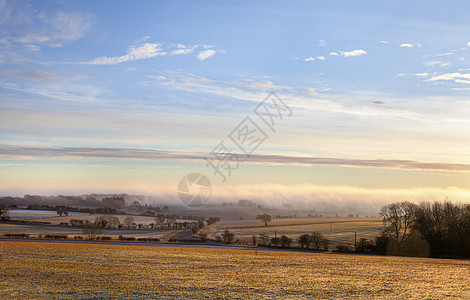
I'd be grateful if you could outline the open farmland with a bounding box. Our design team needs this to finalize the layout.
[1,241,469,299]
[0,223,169,240]
[205,218,383,247]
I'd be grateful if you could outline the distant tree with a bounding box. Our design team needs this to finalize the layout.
[259,233,270,245]
[373,232,389,255]
[280,235,293,248]
[130,200,142,208]
[198,232,208,242]
[123,216,135,229]
[56,209,63,217]
[106,216,120,229]
[380,201,419,250]
[256,214,272,227]
[356,238,375,253]
[94,216,110,228]
[222,229,235,244]
[0,204,10,221]
[162,205,169,211]
[270,237,281,247]
[207,217,220,226]
[165,215,177,229]
[82,221,103,240]
[154,214,165,229]
[298,234,312,249]
[252,235,257,245]
[310,232,329,251]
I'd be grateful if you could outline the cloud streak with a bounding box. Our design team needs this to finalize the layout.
[197,49,216,60]
[82,42,223,65]
[2,145,469,172]
[341,49,367,57]
[83,43,166,65]
[425,72,470,84]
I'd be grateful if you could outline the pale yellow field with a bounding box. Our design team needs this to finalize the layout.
[206,218,384,246]
[1,241,469,299]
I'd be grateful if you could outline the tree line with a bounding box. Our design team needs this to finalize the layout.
[379,200,470,257]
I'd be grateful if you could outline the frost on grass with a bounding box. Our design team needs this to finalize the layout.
[1,242,469,299]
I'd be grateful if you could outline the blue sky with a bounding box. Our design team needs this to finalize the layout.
[1,0,470,210]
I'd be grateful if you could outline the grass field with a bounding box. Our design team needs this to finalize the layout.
[1,241,469,299]
[0,223,169,240]
[206,218,384,247]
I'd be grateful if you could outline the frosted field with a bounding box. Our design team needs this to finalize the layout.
[7,209,89,220]
[1,241,469,299]
[205,218,384,247]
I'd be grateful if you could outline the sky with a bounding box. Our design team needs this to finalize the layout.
[1,0,470,211]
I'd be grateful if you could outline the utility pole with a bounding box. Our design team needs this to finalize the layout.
[274,230,277,238]
[354,232,357,252]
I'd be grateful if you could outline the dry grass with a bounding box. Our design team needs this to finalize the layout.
[1,241,469,299]
[206,218,384,246]
[0,223,167,239]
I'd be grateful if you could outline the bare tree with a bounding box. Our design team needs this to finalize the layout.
[154,214,165,229]
[82,221,103,240]
[123,216,135,229]
[256,214,272,227]
[222,229,235,244]
[280,235,293,248]
[0,204,9,221]
[298,234,311,249]
[198,232,208,242]
[94,215,110,228]
[259,233,270,245]
[310,232,329,251]
[380,201,418,250]
[165,215,177,229]
[270,237,280,247]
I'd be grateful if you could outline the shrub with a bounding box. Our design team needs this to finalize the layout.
[335,244,353,252]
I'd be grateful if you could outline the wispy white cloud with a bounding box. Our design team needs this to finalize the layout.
[413,72,429,77]
[424,60,450,67]
[467,41,470,47]
[304,56,315,61]
[147,75,167,80]
[196,49,216,60]
[316,56,325,60]
[380,41,389,44]
[247,81,291,90]
[437,52,454,56]
[425,72,470,84]
[170,44,197,55]
[340,49,367,57]
[400,43,413,48]
[81,41,223,65]
[329,52,338,56]
[318,40,327,46]
[83,43,165,65]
